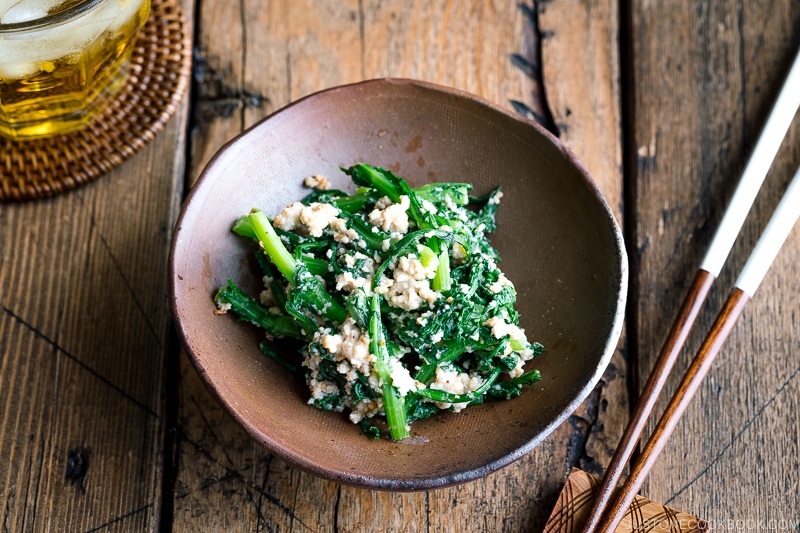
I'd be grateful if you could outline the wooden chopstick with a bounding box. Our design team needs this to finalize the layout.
[596,164,800,533]
[580,48,800,533]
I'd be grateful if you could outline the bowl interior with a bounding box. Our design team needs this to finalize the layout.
[170,79,627,490]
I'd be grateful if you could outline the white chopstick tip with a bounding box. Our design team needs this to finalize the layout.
[700,49,800,277]
[735,166,800,296]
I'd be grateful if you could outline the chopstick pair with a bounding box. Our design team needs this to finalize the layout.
[581,47,800,533]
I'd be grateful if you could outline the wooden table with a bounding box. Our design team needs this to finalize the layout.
[2,1,799,531]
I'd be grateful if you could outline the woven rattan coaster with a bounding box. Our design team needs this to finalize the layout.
[0,0,192,202]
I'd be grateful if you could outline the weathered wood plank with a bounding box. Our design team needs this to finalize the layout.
[0,69,190,533]
[0,1,193,529]
[629,0,800,523]
[537,0,628,480]
[174,1,624,532]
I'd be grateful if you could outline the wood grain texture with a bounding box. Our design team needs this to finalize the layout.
[629,0,800,524]
[0,2,193,530]
[174,1,625,532]
[3,0,797,531]
[537,0,628,481]
[599,288,750,533]
[173,2,624,531]
[0,63,191,533]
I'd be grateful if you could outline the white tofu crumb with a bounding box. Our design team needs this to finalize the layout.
[300,203,340,237]
[273,201,305,232]
[381,255,441,311]
[274,201,340,237]
[374,276,394,295]
[429,366,484,412]
[488,190,504,205]
[318,317,375,377]
[308,379,340,401]
[335,271,372,292]
[420,199,437,214]
[484,315,527,344]
[335,252,376,293]
[369,195,411,233]
[259,286,276,307]
[374,196,393,210]
[349,397,383,423]
[304,174,331,190]
[329,217,359,243]
[488,272,514,294]
[389,358,420,397]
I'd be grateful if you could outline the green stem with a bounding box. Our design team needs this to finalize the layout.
[414,340,465,383]
[333,191,379,213]
[432,249,451,292]
[215,280,303,338]
[415,367,502,403]
[248,211,297,285]
[369,294,409,440]
[253,250,287,312]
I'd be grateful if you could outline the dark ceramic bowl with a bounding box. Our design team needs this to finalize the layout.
[170,79,627,491]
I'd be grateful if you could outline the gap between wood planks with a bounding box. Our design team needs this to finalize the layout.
[157,1,632,530]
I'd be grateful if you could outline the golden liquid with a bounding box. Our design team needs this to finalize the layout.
[0,0,151,140]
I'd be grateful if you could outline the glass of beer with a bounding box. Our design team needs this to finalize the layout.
[0,0,151,140]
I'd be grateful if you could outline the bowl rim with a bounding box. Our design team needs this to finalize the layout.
[169,77,628,491]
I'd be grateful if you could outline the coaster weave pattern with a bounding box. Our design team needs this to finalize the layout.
[544,469,707,533]
[0,0,192,202]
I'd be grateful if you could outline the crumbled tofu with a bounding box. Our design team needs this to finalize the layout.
[304,174,331,190]
[335,252,376,293]
[379,255,441,311]
[273,201,340,237]
[302,346,345,410]
[300,203,340,237]
[259,276,277,307]
[318,317,375,377]
[335,271,371,292]
[374,196,393,210]
[484,315,527,344]
[273,201,305,232]
[507,355,528,379]
[429,366,484,412]
[483,315,534,377]
[397,254,436,280]
[308,379,341,402]
[214,301,231,314]
[329,218,359,243]
[488,272,514,294]
[420,199,438,214]
[451,242,467,265]
[342,251,375,272]
[488,189,504,205]
[389,358,421,397]
[349,397,383,424]
[369,195,411,233]
[373,275,394,295]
